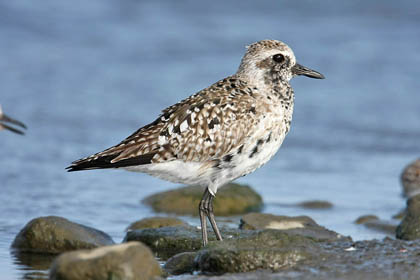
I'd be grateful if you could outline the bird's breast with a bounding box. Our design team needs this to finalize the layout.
[212,104,292,186]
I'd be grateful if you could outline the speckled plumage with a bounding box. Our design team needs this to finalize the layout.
[67,39,324,245]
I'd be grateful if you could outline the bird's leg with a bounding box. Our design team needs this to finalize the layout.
[199,188,223,246]
[207,193,223,241]
[199,190,209,246]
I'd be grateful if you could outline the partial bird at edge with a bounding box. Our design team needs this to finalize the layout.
[0,105,27,135]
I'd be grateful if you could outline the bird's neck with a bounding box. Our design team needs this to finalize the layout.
[235,69,293,101]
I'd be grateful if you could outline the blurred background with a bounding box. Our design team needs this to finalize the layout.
[1,0,419,278]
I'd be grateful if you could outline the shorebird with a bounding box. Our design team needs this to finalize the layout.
[0,105,26,135]
[67,40,324,246]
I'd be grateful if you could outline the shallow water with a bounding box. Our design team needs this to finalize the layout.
[1,0,419,279]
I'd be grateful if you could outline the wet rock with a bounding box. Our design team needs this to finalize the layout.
[124,215,347,262]
[195,229,321,274]
[239,213,348,242]
[401,158,420,198]
[163,251,197,275]
[127,216,186,231]
[298,200,333,209]
[124,225,201,259]
[50,241,161,280]
[185,238,420,279]
[143,183,263,216]
[124,225,249,260]
[11,216,114,254]
[397,194,420,240]
[354,215,379,224]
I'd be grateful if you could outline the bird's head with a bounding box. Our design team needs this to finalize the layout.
[236,39,324,86]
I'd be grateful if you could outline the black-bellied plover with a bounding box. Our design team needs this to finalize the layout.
[0,105,26,135]
[67,40,324,246]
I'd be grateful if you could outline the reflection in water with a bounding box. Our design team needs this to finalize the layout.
[11,250,56,280]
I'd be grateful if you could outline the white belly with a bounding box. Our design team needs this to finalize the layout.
[124,160,212,186]
[124,132,285,195]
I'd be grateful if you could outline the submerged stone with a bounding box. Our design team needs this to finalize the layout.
[298,200,333,209]
[11,216,114,254]
[50,242,161,280]
[143,183,263,216]
[354,215,379,224]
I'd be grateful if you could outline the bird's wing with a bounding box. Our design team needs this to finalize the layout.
[67,77,260,171]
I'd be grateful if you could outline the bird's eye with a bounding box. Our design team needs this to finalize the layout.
[273,54,285,63]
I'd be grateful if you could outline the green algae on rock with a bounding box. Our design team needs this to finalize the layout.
[11,216,114,254]
[143,183,263,216]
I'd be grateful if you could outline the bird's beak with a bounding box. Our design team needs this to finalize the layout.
[0,113,27,135]
[292,63,325,79]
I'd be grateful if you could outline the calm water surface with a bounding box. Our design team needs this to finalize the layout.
[1,1,420,279]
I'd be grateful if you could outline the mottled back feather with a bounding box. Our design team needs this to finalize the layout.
[67,77,260,171]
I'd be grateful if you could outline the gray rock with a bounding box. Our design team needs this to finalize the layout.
[124,225,250,260]
[195,229,321,274]
[127,216,186,231]
[239,213,348,242]
[11,216,114,254]
[50,241,161,280]
[401,158,420,198]
[143,183,263,216]
[164,252,197,275]
[298,200,333,209]
[397,194,420,240]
